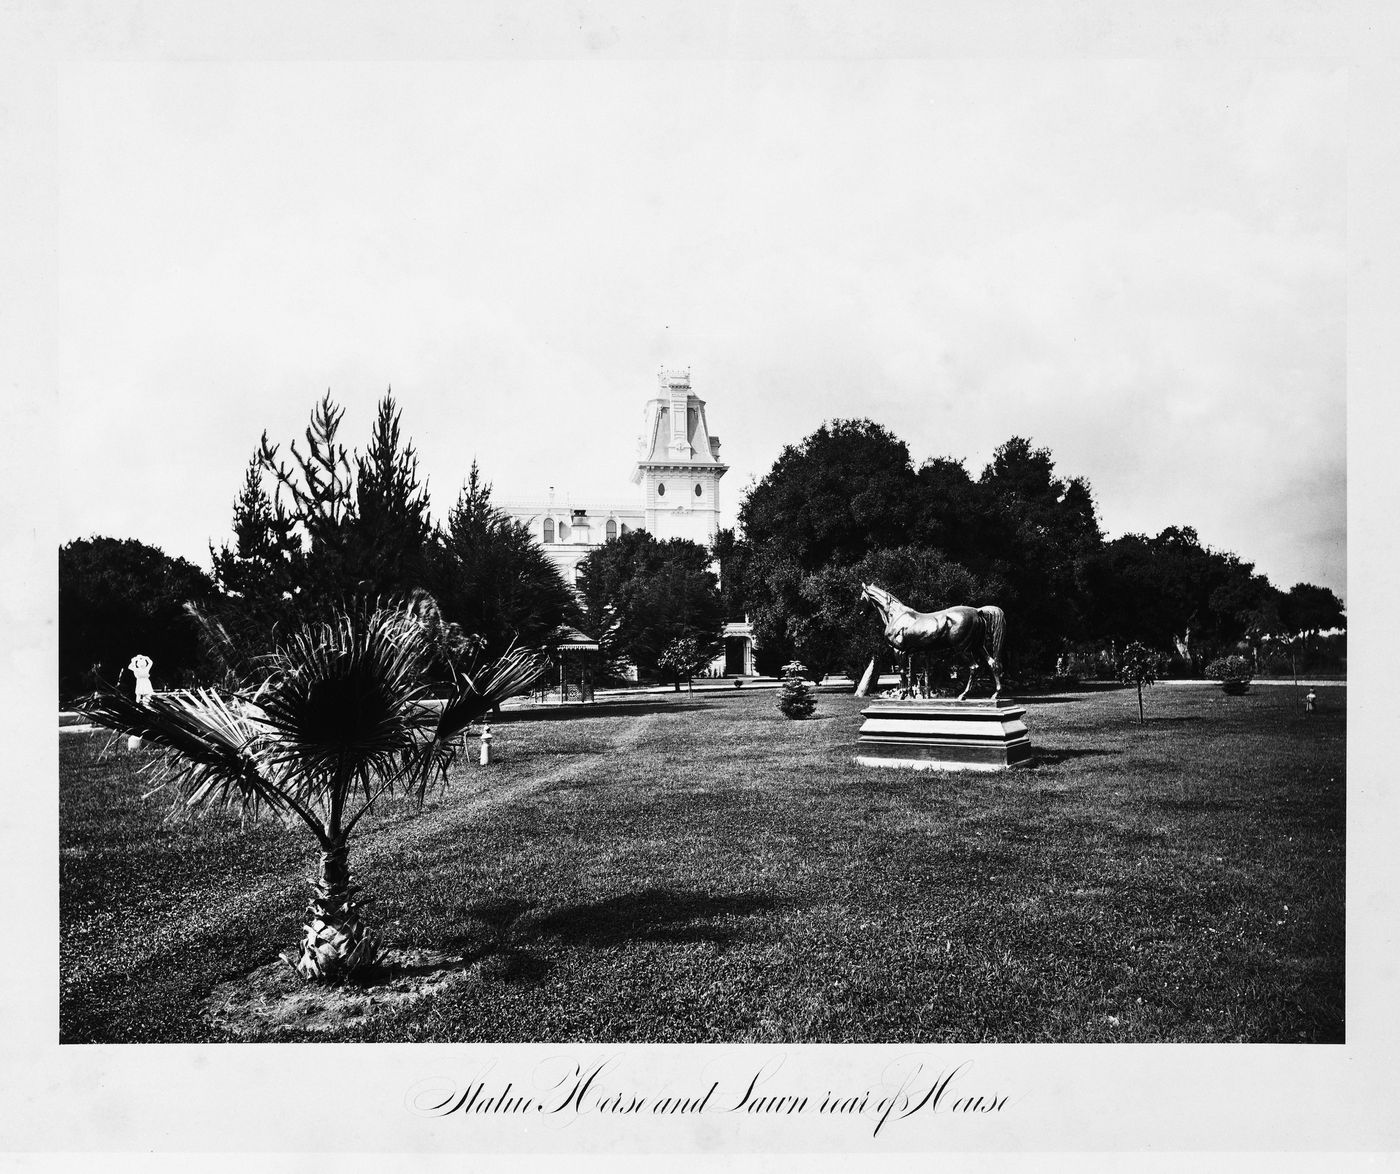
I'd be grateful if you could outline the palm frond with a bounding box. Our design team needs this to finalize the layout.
[250,604,435,792]
[75,687,301,825]
[82,603,548,845]
[433,645,548,743]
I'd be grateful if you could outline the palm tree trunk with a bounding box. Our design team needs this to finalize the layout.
[290,838,380,981]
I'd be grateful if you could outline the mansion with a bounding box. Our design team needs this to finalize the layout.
[498,368,757,676]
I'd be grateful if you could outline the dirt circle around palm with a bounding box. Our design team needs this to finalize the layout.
[205,947,485,1038]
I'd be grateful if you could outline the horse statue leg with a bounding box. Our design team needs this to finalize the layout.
[957,658,978,700]
[988,656,1002,702]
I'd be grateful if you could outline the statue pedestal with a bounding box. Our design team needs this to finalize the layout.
[856,698,1033,771]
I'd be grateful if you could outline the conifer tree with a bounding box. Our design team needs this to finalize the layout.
[777,660,817,720]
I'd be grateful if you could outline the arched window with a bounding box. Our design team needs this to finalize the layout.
[657,482,666,496]
[606,519,617,540]
[542,517,554,543]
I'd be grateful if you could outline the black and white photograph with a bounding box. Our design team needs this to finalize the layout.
[5,0,1398,1163]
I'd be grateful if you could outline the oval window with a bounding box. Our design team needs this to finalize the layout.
[657,483,666,496]
[694,483,703,497]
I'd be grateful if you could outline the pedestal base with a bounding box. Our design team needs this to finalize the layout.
[856,698,1033,771]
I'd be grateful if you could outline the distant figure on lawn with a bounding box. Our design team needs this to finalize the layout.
[860,582,1006,701]
[127,654,154,706]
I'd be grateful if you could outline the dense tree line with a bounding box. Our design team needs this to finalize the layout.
[207,393,581,675]
[59,398,1345,701]
[733,418,1343,681]
[59,537,216,700]
[60,394,582,700]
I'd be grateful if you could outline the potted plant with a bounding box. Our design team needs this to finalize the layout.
[1205,654,1252,695]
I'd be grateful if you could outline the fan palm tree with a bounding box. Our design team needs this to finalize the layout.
[77,600,547,982]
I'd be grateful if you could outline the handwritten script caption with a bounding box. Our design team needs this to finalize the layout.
[407,1056,1011,1137]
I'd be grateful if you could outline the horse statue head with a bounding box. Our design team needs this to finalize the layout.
[860,582,893,614]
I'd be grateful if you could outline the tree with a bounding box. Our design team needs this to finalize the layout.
[739,420,922,673]
[59,537,216,701]
[710,527,754,623]
[576,531,724,678]
[352,395,434,597]
[210,393,435,656]
[76,601,547,982]
[915,456,1003,569]
[1279,583,1345,643]
[657,635,709,692]
[428,463,580,660]
[1118,641,1159,724]
[973,437,1102,670]
[1081,526,1273,670]
[740,419,920,572]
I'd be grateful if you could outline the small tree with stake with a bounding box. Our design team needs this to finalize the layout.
[657,635,707,692]
[1118,641,1158,724]
[777,660,817,720]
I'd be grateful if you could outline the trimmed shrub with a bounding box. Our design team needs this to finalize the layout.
[777,661,817,720]
[1205,655,1252,694]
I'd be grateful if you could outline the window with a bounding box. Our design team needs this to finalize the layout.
[606,519,617,540]
[542,518,554,543]
[657,482,666,496]
[694,483,703,497]
[559,522,571,542]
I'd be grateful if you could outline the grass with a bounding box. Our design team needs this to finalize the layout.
[59,683,1345,1044]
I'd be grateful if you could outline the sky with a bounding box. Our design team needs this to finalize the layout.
[53,59,1347,598]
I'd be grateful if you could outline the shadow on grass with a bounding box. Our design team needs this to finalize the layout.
[493,701,712,723]
[529,888,780,946]
[369,889,781,987]
[375,897,560,987]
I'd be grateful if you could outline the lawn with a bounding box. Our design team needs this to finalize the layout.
[59,682,1345,1044]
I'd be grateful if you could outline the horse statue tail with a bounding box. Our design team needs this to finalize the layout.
[978,605,1006,664]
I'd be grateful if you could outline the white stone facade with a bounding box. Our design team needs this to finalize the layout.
[498,368,756,675]
[498,368,727,587]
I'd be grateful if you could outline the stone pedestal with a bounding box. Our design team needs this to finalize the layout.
[856,698,1033,771]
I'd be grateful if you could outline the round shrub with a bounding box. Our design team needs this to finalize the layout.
[1205,654,1252,694]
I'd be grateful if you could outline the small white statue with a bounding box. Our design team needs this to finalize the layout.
[128,654,154,705]
[479,724,494,765]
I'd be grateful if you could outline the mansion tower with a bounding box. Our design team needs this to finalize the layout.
[498,368,728,585]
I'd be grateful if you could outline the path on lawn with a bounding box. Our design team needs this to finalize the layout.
[92,710,660,979]
[355,708,658,857]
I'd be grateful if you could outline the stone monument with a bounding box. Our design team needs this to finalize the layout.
[125,654,154,751]
[855,583,1033,771]
[128,654,154,705]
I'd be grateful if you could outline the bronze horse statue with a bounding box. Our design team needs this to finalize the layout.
[860,582,1006,701]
